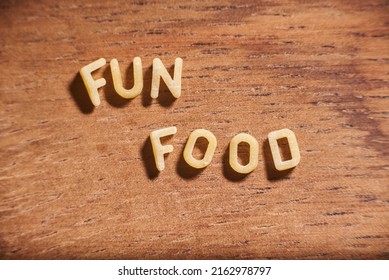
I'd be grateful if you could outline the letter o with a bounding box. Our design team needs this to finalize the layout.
[183,129,217,169]
[229,133,259,174]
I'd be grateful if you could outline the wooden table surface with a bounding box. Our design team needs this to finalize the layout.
[1,0,388,259]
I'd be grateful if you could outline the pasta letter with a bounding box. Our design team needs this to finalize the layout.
[151,58,183,99]
[268,128,301,171]
[150,126,177,172]
[110,57,143,99]
[183,129,217,169]
[79,58,107,106]
[229,133,259,174]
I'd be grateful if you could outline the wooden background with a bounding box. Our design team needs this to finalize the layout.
[0,0,388,259]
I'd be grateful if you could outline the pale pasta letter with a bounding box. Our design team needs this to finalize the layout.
[229,133,259,174]
[151,58,183,99]
[79,58,107,106]
[183,129,217,169]
[268,128,301,171]
[110,57,143,99]
[150,126,177,172]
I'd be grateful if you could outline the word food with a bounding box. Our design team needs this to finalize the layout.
[150,127,301,173]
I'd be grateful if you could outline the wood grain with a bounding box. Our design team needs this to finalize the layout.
[0,0,388,259]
